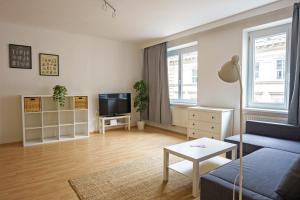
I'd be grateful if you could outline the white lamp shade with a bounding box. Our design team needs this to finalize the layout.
[218,55,240,83]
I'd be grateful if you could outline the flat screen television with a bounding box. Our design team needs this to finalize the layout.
[99,93,131,116]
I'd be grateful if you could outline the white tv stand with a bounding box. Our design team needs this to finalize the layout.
[98,115,131,134]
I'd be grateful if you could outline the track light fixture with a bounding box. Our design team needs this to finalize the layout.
[102,0,117,18]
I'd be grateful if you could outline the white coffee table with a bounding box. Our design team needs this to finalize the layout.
[163,137,237,197]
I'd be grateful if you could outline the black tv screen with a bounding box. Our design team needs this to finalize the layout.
[99,93,131,116]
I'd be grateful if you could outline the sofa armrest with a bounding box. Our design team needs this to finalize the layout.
[245,120,300,141]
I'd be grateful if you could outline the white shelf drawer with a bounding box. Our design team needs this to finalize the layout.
[187,106,234,141]
[188,120,220,134]
[188,129,220,140]
[188,111,221,122]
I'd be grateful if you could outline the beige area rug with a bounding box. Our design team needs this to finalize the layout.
[69,156,197,200]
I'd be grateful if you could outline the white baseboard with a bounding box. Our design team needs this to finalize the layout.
[145,120,187,135]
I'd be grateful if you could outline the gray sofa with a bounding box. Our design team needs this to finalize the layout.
[200,121,300,200]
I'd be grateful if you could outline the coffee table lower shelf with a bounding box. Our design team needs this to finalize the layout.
[169,156,231,178]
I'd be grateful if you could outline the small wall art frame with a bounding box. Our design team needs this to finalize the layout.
[9,44,32,69]
[39,53,59,76]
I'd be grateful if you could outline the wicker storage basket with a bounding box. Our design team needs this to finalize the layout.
[75,96,88,109]
[24,97,41,112]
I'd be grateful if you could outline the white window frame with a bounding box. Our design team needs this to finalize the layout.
[247,23,291,110]
[167,43,198,105]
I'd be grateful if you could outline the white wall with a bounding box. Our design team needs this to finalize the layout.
[0,22,142,144]
[161,7,292,134]
[198,7,292,132]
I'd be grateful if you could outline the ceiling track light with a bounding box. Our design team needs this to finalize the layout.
[102,0,117,18]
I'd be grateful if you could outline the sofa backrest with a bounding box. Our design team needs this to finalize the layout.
[246,120,300,141]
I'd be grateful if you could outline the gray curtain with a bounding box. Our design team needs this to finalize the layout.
[288,3,300,125]
[142,42,172,124]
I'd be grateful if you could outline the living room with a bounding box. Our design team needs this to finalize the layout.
[0,0,299,200]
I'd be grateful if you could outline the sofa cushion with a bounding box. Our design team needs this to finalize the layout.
[225,133,300,154]
[208,148,299,200]
[201,174,275,200]
[245,121,300,141]
[201,174,274,200]
[276,158,300,200]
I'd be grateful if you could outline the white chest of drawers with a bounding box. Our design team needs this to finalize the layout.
[187,106,234,140]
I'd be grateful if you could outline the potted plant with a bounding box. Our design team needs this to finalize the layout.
[52,85,68,107]
[133,80,148,130]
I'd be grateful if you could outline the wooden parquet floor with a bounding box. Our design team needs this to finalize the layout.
[0,127,185,200]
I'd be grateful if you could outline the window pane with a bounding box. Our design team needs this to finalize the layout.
[168,55,179,100]
[181,51,197,103]
[253,33,286,104]
[276,60,285,80]
[255,62,260,79]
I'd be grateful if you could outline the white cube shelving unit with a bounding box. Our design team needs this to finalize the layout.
[21,95,89,146]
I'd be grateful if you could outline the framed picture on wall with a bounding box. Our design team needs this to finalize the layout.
[39,53,59,76]
[9,44,32,69]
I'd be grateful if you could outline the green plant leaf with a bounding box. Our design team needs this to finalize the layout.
[52,85,68,107]
[133,80,148,113]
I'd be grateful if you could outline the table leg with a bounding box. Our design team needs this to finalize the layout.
[192,161,200,197]
[98,117,102,133]
[232,147,237,160]
[102,119,105,134]
[163,149,169,182]
[128,116,131,131]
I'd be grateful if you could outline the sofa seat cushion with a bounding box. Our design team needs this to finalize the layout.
[208,148,300,200]
[201,174,275,200]
[225,133,300,154]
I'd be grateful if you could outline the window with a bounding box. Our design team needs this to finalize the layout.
[167,42,198,104]
[247,23,291,110]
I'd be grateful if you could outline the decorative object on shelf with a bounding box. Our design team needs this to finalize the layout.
[102,0,116,17]
[52,85,68,107]
[39,53,59,76]
[133,80,148,130]
[75,96,88,109]
[110,119,118,125]
[24,97,41,112]
[9,44,32,69]
[218,55,243,200]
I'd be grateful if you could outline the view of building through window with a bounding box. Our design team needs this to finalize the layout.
[168,55,179,100]
[167,44,197,104]
[252,33,287,104]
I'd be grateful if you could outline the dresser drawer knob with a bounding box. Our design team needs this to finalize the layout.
[192,132,195,135]
[192,114,195,117]
[211,136,215,139]
[211,116,215,119]
[192,123,195,126]
[211,126,214,129]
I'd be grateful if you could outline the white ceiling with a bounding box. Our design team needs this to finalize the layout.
[0,0,280,43]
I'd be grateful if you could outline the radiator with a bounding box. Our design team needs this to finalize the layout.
[243,114,288,124]
[171,106,188,127]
